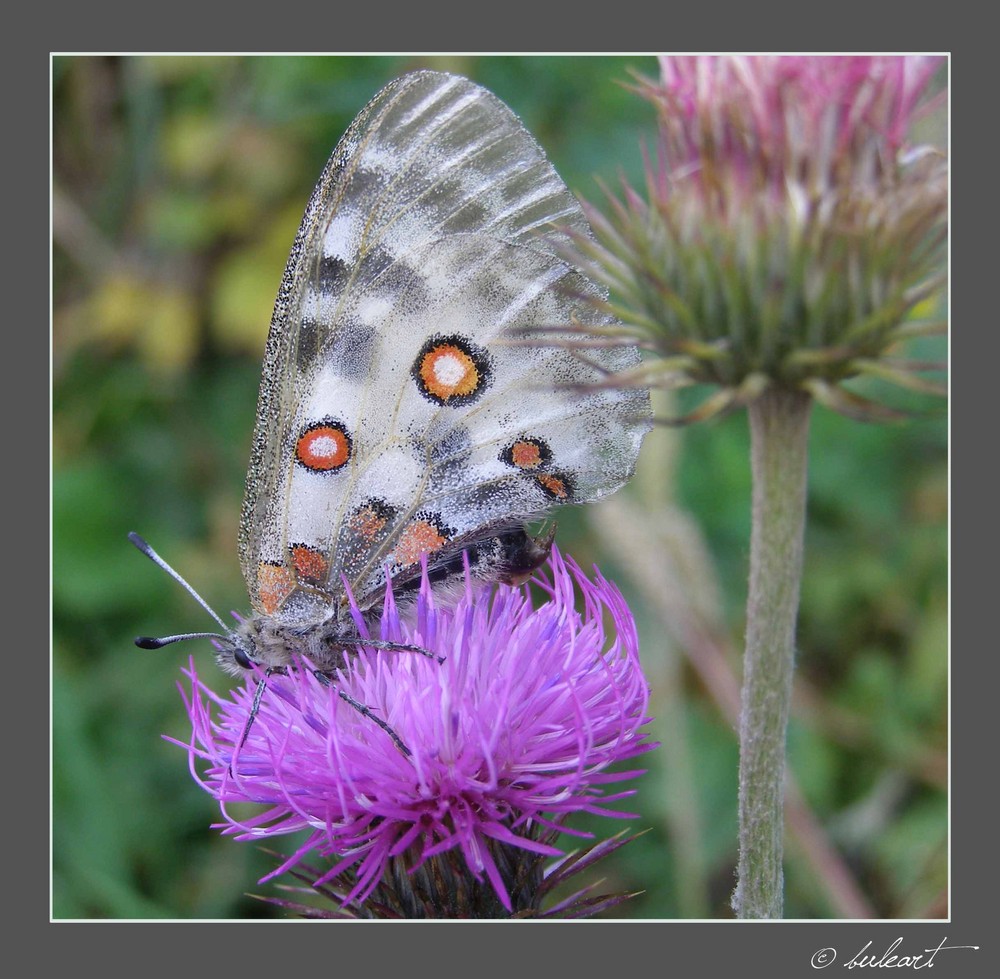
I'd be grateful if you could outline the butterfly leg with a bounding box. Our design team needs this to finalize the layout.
[312,670,412,757]
[349,637,444,664]
[239,669,279,748]
[229,666,291,775]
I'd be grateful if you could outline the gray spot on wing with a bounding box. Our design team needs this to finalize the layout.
[318,254,349,295]
[297,316,378,377]
[328,319,377,378]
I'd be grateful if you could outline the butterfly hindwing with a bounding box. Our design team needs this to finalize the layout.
[238,70,650,623]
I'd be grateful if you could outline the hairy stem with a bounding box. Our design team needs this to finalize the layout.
[733,387,812,919]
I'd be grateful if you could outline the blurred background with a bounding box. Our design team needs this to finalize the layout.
[52,55,947,919]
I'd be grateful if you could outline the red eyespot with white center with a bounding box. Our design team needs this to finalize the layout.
[295,419,352,472]
[412,335,492,406]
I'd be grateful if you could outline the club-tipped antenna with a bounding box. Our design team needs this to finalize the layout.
[128,531,231,637]
[135,632,230,649]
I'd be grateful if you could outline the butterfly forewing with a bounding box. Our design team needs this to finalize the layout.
[238,70,650,623]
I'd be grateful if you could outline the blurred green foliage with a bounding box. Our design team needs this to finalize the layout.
[52,55,947,920]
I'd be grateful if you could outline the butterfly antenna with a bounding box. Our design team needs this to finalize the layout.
[134,632,230,650]
[128,531,232,646]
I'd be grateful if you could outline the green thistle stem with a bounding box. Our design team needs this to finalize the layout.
[733,386,812,919]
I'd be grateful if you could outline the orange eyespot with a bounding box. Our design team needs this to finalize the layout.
[349,498,396,542]
[290,544,329,585]
[393,515,453,567]
[501,436,552,471]
[296,420,352,472]
[536,472,573,501]
[413,335,491,405]
[257,561,296,614]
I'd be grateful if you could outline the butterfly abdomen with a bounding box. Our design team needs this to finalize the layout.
[384,523,556,605]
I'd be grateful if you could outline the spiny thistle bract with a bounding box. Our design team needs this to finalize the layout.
[554,55,947,424]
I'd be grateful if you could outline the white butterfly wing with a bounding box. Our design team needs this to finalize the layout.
[239,70,650,618]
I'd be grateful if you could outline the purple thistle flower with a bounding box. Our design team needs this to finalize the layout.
[649,55,944,202]
[174,547,655,918]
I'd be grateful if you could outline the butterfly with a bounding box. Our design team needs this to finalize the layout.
[132,71,650,732]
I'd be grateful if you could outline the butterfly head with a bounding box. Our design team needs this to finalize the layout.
[209,623,260,676]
